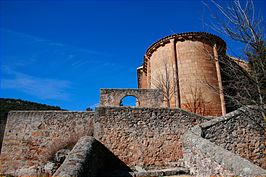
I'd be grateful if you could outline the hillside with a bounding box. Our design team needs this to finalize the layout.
[0,98,64,152]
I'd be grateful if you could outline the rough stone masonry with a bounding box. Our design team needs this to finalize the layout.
[0,89,265,176]
[0,111,94,174]
[94,106,208,168]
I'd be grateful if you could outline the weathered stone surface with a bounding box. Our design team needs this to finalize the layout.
[54,149,71,163]
[100,88,164,107]
[1,105,264,176]
[54,135,190,177]
[202,106,265,169]
[94,106,208,168]
[0,111,94,175]
[15,166,42,176]
[53,136,132,177]
[44,162,57,175]
[134,166,146,172]
[182,107,266,176]
[134,167,190,177]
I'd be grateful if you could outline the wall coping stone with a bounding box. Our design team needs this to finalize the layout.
[8,110,95,113]
[199,106,264,129]
[95,106,212,120]
[53,136,96,177]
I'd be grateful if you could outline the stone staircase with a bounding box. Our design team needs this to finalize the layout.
[100,167,191,177]
[132,167,190,177]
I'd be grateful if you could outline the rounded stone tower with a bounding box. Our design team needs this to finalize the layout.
[137,32,226,116]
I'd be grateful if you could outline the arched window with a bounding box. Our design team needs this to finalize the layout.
[119,95,139,107]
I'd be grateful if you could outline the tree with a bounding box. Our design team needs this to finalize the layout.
[182,85,210,116]
[152,60,210,115]
[152,60,177,107]
[204,0,265,116]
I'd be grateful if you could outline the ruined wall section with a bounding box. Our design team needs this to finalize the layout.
[182,126,265,176]
[0,111,94,175]
[93,107,208,168]
[202,107,265,169]
[100,89,163,107]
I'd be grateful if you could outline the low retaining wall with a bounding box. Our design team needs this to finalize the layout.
[182,107,266,176]
[202,107,265,168]
[94,106,208,168]
[53,136,132,177]
[0,111,94,175]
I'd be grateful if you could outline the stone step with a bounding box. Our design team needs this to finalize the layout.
[132,167,190,177]
[99,167,190,177]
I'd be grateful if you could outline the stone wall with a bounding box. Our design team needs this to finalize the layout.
[182,126,265,176]
[0,111,94,175]
[137,66,147,89]
[202,107,265,169]
[93,106,208,168]
[1,105,265,176]
[53,136,131,177]
[100,89,163,107]
[182,106,266,176]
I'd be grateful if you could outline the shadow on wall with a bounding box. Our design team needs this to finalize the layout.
[53,136,132,177]
[0,113,8,152]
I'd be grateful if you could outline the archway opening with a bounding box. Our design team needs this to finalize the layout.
[119,95,139,107]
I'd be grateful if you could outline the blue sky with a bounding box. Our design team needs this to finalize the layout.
[0,0,265,110]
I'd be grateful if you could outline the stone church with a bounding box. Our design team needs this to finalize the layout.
[137,32,246,116]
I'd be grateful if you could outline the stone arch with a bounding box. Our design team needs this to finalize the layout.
[100,89,164,108]
[119,95,140,107]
